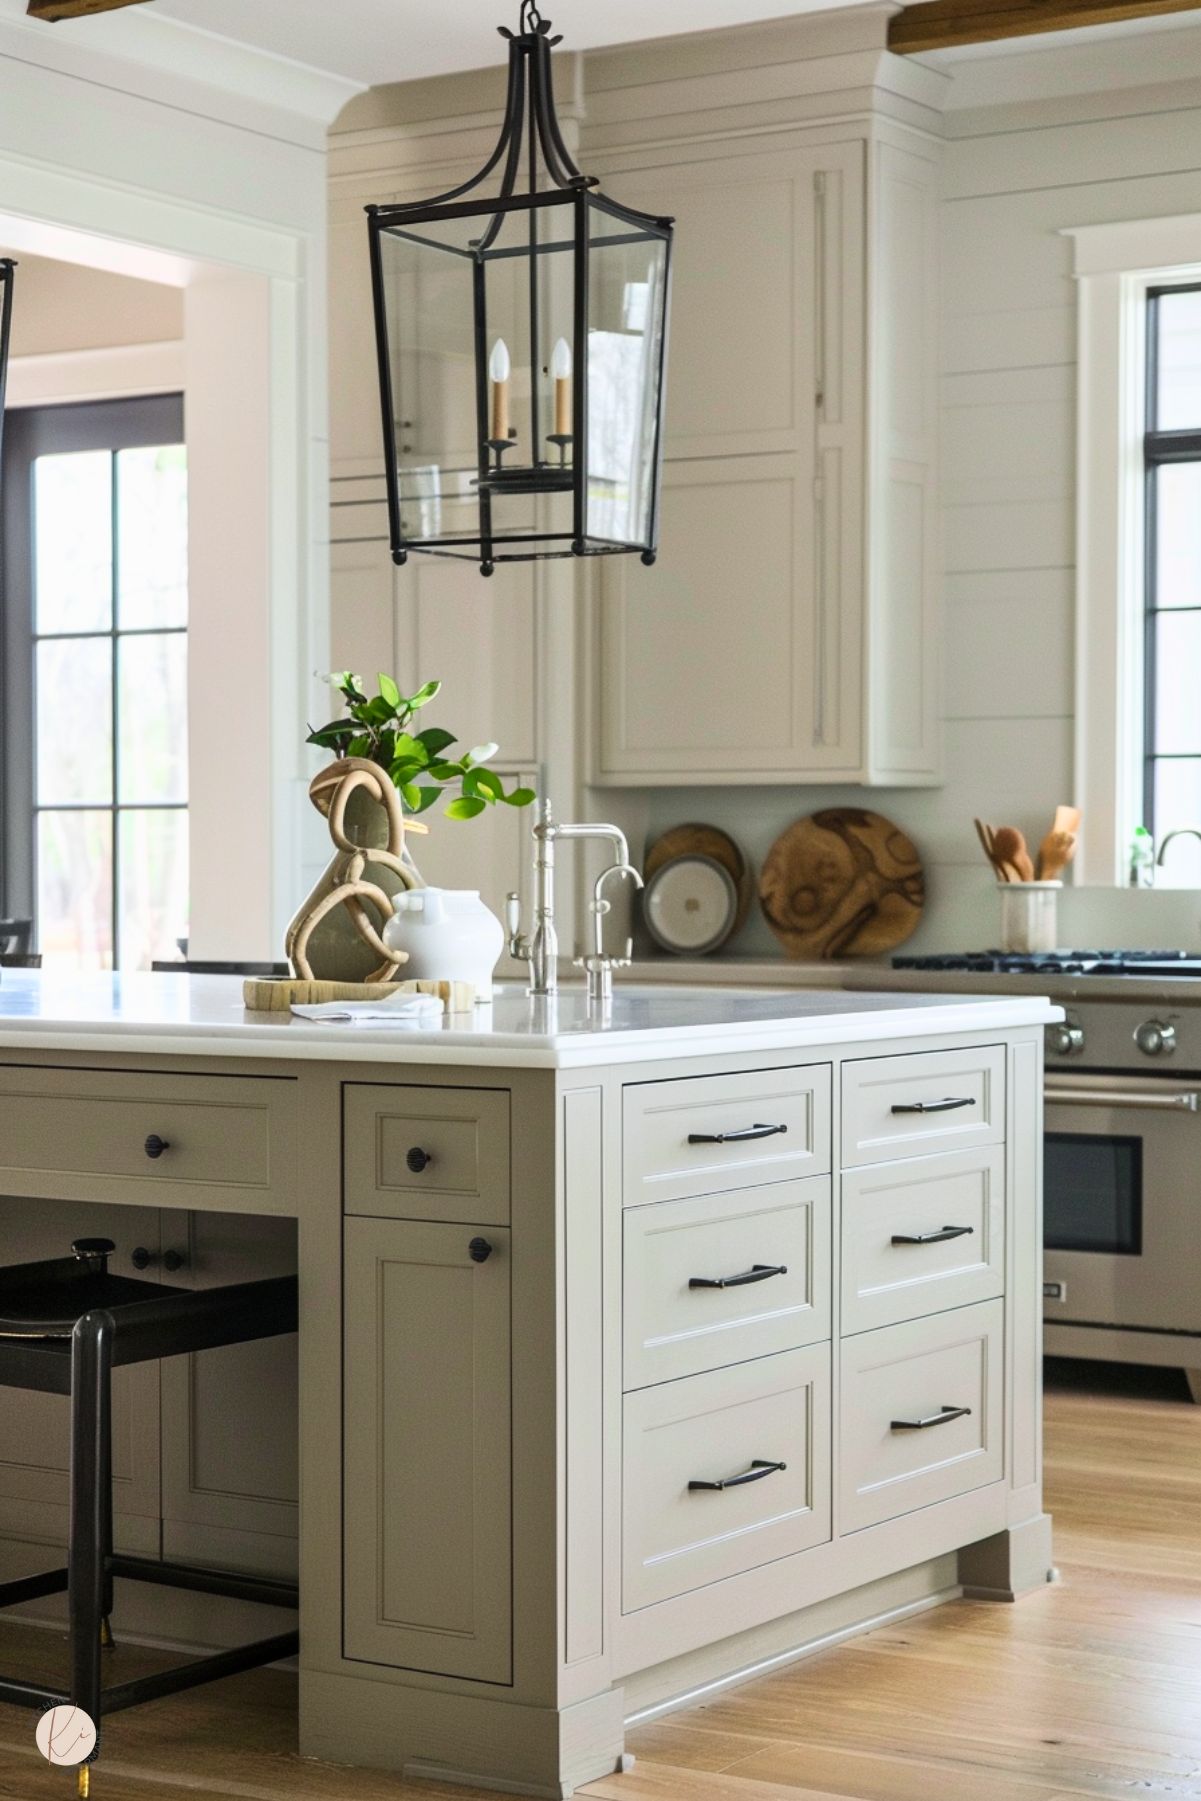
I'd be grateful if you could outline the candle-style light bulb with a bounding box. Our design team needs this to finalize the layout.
[551,336,573,437]
[489,337,511,443]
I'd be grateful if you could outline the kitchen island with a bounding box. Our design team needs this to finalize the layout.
[0,972,1058,1797]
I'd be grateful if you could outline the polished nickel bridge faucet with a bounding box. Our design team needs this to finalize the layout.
[506,798,642,999]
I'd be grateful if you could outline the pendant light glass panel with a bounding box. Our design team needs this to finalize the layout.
[586,198,669,552]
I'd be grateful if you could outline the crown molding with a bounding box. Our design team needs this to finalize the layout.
[0,0,363,143]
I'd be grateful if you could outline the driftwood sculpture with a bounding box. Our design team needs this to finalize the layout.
[285,758,429,983]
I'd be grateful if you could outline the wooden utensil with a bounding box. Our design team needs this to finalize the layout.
[973,817,1011,881]
[1037,828,1077,882]
[759,808,925,959]
[992,826,1035,883]
[1053,805,1081,836]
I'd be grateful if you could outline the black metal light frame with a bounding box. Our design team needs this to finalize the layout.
[366,2,673,576]
[0,260,15,476]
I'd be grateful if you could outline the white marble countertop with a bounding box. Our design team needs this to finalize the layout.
[0,971,1061,1069]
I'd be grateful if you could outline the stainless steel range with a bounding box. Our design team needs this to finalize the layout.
[890,951,1201,1394]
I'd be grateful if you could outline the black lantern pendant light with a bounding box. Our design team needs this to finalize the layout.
[366,2,673,576]
[0,260,15,470]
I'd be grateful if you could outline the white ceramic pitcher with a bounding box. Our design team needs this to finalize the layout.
[382,887,504,1002]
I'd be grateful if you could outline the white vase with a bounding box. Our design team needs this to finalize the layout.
[382,887,505,1002]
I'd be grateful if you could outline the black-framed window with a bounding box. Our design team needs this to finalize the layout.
[1143,286,1201,846]
[1,395,189,970]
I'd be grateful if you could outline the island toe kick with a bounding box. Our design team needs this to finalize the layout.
[0,980,1056,1799]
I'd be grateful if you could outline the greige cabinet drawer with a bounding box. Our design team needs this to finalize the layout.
[623,1344,831,1612]
[624,1065,831,1207]
[623,1176,831,1389]
[842,1147,1005,1336]
[0,1066,295,1212]
[839,1299,1003,1534]
[343,1084,510,1224]
[841,1046,1005,1168]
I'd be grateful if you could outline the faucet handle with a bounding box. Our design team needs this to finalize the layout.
[505,891,522,936]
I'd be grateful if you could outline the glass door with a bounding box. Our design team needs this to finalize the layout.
[2,395,188,969]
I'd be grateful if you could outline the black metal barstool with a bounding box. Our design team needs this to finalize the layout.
[0,1238,299,1795]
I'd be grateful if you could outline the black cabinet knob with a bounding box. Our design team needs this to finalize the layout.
[144,1133,171,1160]
[163,1249,187,1273]
[406,1146,432,1174]
[468,1237,492,1263]
[130,1246,153,1271]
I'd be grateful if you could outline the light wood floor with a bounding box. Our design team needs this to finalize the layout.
[1,1358,1199,1801]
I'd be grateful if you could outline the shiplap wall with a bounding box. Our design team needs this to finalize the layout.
[644,23,1201,958]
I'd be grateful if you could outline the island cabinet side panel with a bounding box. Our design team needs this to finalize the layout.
[343,1214,513,1684]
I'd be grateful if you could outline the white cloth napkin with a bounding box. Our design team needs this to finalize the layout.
[291,993,444,1026]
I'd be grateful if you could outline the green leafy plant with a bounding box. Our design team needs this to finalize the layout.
[306,673,536,822]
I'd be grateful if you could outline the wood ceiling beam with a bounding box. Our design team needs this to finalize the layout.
[27,0,152,19]
[888,0,1201,54]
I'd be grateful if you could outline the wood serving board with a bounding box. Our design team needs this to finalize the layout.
[759,808,925,959]
[645,823,753,932]
[243,977,476,1012]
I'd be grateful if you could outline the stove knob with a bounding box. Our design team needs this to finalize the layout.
[1135,1019,1177,1057]
[1047,1022,1085,1057]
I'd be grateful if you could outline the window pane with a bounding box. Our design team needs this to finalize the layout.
[1154,613,1201,753]
[1154,464,1201,608]
[33,451,112,634]
[1156,290,1201,431]
[37,809,113,969]
[36,637,113,805]
[118,809,188,972]
[118,633,187,804]
[1153,760,1201,884]
[117,444,188,629]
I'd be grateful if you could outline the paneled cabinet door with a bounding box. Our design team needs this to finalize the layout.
[0,1198,161,1560]
[160,1213,299,1579]
[343,1217,512,1683]
[593,140,864,784]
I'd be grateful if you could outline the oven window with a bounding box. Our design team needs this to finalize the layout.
[1044,1133,1143,1255]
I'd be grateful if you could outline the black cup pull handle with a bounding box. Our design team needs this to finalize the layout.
[144,1133,171,1160]
[407,1146,432,1173]
[890,1404,972,1432]
[689,1263,788,1290]
[890,1096,975,1116]
[687,1123,788,1146]
[891,1226,974,1246]
[468,1237,492,1264]
[689,1458,787,1492]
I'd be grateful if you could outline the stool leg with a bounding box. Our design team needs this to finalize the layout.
[69,1309,114,1751]
[99,1363,114,1650]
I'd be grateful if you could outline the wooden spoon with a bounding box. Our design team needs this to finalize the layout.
[1053,805,1081,836]
[992,826,1035,883]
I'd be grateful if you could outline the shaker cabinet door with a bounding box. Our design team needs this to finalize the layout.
[343,1217,512,1683]
[592,141,864,785]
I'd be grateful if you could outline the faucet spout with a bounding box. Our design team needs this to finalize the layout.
[507,801,641,999]
[1156,827,1201,867]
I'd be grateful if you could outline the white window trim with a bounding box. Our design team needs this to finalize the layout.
[6,340,184,410]
[1065,213,1201,885]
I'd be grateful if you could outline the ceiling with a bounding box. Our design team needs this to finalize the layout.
[86,0,873,87]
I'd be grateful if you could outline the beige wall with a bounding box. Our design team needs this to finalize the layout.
[1,250,182,358]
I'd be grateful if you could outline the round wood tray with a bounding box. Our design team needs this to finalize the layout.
[759,808,925,960]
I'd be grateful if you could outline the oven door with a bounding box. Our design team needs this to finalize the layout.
[1044,1073,1201,1334]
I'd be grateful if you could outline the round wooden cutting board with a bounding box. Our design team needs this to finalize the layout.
[759,808,925,960]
